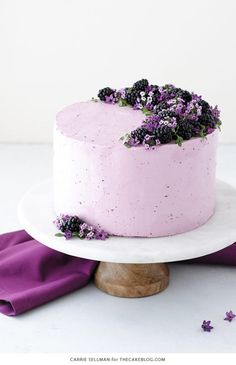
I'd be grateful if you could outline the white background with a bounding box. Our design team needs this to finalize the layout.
[0,0,236,143]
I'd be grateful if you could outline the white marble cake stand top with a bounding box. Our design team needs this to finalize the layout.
[18,179,236,263]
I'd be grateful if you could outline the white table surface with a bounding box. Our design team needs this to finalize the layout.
[0,143,236,353]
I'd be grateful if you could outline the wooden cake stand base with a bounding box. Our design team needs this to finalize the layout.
[94,262,169,297]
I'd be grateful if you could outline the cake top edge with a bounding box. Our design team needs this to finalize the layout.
[55,79,221,150]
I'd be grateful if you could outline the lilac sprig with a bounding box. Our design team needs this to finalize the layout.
[54,214,109,241]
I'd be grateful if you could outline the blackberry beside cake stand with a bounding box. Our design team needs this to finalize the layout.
[18,179,236,298]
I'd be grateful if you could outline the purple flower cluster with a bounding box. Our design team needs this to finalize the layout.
[97,79,221,149]
[54,214,109,241]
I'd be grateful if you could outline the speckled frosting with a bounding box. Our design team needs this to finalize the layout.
[53,101,218,237]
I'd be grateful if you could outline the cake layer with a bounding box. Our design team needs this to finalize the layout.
[54,101,218,237]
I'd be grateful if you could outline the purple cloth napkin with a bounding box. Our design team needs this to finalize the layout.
[188,243,236,265]
[1,230,235,316]
[0,230,98,316]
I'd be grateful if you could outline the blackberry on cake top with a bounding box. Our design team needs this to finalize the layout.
[98,87,115,102]
[176,121,193,140]
[125,88,140,106]
[131,127,149,144]
[133,78,149,91]
[155,125,173,144]
[95,78,221,149]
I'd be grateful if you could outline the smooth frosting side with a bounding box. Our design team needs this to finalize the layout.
[54,102,218,237]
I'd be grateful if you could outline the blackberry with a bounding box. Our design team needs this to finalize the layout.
[98,87,114,101]
[131,127,149,143]
[60,216,81,233]
[163,84,177,97]
[155,125,173,144]
[149,85,160,94]
[154,101,169,113]
[133,79,149,91]
[175,89,192,103]
[151,93,160,106]
[176,122,193,140]
[198,99,210,114]
[158,109,175,119]
[198,112,216,128]
[125,88,139,106]
[191,122,201,137]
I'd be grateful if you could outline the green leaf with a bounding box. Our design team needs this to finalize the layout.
[55,233,64,237]
[175,136,183,147]
[118,98,129,107]
[199,124,207,139]
[120,133,132,148]
[142,107,151,116]
[216,120,222,131]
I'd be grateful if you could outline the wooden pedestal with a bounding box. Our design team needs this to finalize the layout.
[94,262,169,298]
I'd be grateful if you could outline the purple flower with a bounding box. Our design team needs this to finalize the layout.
[133,102,143,110]
[159,119,169,126]
[130,137,140,147]
[80,222,88,231]
[224,310,236,322]
[144,114,159,132]
[146,103,154,111]
[117,88,126,99]
[191,93,202,102]
[196,105,202,116]
[95,230,109,240]
[144,134,152,142]
[143,134,159,151]
[64,230,72,240]
[105,94,116,104]
[86,231,95,240]
[211,105,220,119]
[207,127,215,134]
[167,117,177,128]
[146,85,156,93]
[201,320,214,332]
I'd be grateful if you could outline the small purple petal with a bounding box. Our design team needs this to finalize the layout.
[64,230,72,240]
[95,230,109,240]
[201,320,213,332]
[224,310,236,322]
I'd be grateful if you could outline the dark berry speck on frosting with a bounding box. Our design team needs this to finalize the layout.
[96,79,221,150]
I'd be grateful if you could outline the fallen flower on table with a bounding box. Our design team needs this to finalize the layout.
[224,310,236,322]
[201,320,214,332]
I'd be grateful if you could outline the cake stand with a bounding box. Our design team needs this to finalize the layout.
[18,179,236,298]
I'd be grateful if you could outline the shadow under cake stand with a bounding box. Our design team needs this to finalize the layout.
[18,180,236,298]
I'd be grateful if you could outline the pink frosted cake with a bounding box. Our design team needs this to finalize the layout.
[53,80,221,239]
